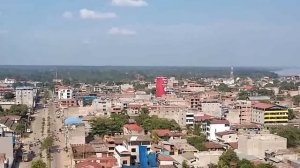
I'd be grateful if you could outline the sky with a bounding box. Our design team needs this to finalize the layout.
[1,0,300,66]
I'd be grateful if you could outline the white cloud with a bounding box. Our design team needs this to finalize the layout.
[79,9,117,20]
[108,27,136,36]
[111,0,148,7]
[62,11,73,19]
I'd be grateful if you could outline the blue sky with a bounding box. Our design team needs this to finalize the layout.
[0,0,300,66]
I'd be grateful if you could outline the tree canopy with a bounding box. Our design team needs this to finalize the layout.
[8,104,28,117]
[270,126,300,148]
[90,114,129,137]
[218,83,231,92]
[31,159,47,168]
[135,110,181,131]
[3,92,15,100]
[292,95,300,106]
[218,149,239,168]
[187,135,206,151]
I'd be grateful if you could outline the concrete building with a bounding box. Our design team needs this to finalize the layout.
[149,105,187,127]
[251,103,288,125]
[215,130,238,143]
[15,86,35,108]
[114,145,130,167]
[235,100,252,124]
[155,77,167,97]
[123,135,152,164]
[58,87,73,99]
[206,119,230,141]
[0,132,14,168]
[201,100,222,118]
[238,134,287,159]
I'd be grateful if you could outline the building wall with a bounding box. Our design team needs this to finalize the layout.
[251,109,264,124]
[58,89,73,99]
[156,77,166,97]
[149,106,187,127]
[194,151,223,168]
[201,102,222,118]
[236,100,252,124]
[207,124,230,141]
[217,134,238,143]
[15,87,34,108]
[238,134,287,158]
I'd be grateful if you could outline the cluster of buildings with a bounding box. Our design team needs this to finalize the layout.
[51,73,300,168]
[0,78,38,168]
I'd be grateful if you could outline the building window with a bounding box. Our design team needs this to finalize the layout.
[123,160,127,164]
[131,148,136,152]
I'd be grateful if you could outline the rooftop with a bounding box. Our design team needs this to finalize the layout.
[215,130,237,137]
[123,123,143,132]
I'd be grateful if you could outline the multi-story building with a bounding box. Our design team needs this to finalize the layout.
[155,77,167,97]
[251,103,288,125]
[235,100,252,124]
[206,119,230,141]
[149,105,187,127]
[201,100,222,118]
[123,135,152,164]
[15,86,35,108]
[58,87,73,99]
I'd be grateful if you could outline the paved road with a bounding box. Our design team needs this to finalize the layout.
[18,108,47,168]
[49,102,71,168]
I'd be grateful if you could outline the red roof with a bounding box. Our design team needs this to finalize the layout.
[204,142,224,149]
[153,129,172,137]
[227,142,238,149]
[123,123,143,132]
[194,114,214,122]
[252,103,273,109]
[157,154,174,161]
[208,119,230,125]
[75,161,102,168]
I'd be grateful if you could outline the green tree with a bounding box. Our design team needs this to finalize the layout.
[288,109,296,120]
[218,83,231,92]
[3,92,15,100]
[8,104,28,116]
[238,91,249,100]
[239,159,254,168]
[15,123,26,134]
[90,117,114,137]
[31,159,47,168]
[270,126,300,148]
[292,95,300,105]
[208,163,218,168]
[41,136,54,151]
[187,135,206,151]
[110,113,129,132]
[255,163,276,168]
[218,149,239,168]
[193,124,201,136]
[151,131,161,144]
[182,160,190,168]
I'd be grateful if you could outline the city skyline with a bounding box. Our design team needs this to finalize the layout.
[1,0,300,66]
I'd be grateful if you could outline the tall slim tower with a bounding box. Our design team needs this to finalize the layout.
[230,66,234,79]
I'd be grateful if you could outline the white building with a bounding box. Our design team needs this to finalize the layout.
[58,88,73,99]
[4,78,16,84]
[15,86,35,108]
[206,119,230,141]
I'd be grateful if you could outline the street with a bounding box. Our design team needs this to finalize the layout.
[17,100,71,168]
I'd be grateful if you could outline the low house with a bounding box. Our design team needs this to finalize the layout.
[152,129,183,140]
[157,154,175,167]
[123,123,144,135]
[215,130,238,143]
[204,142,225,151]
[168,139,198,154]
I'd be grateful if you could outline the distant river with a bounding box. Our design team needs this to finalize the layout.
[273,68,300,76]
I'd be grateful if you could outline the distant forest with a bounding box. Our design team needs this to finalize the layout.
[0,65,279,84]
